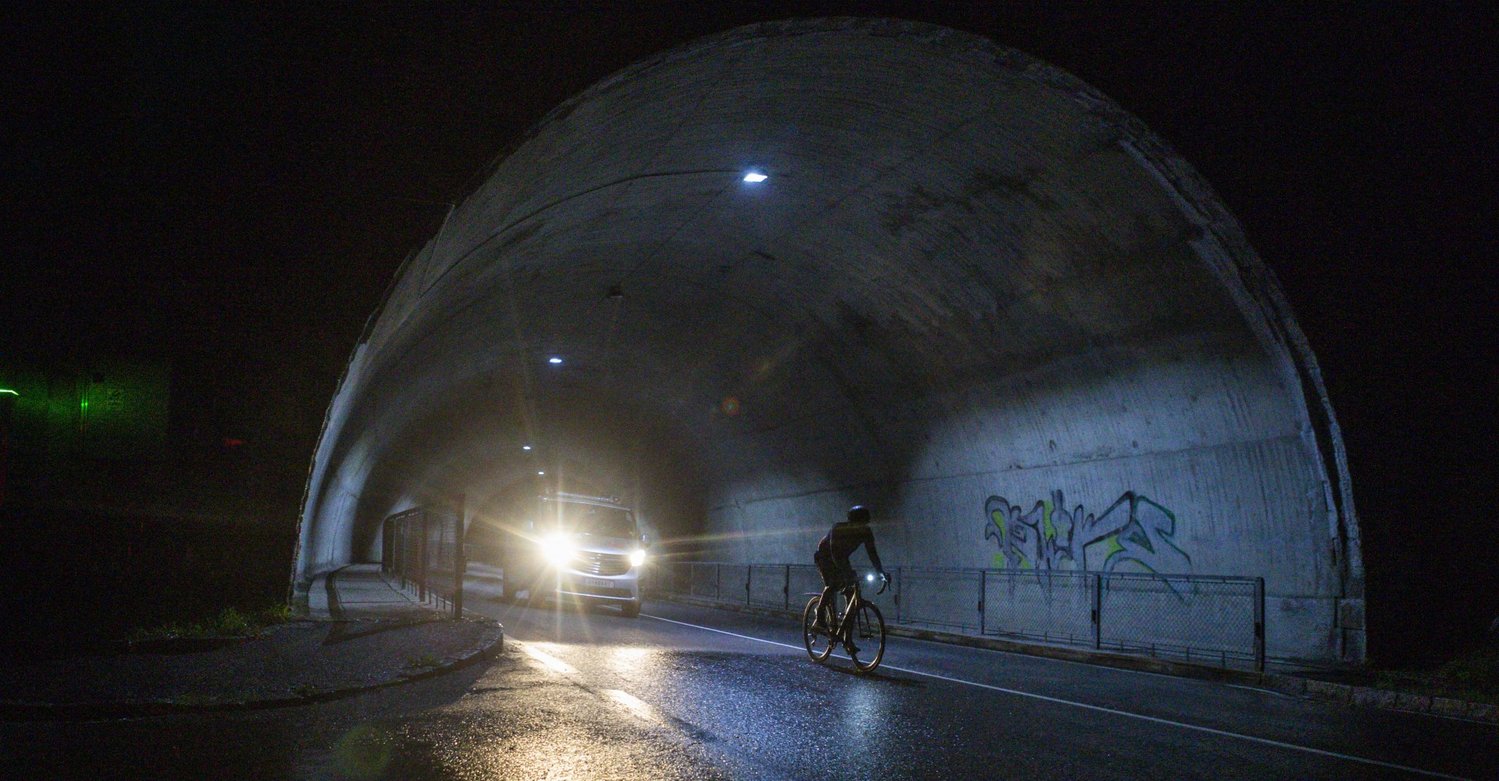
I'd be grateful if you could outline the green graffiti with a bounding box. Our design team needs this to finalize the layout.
[983,490,1192,581]
[986,509,1009,568]
[1084,533,1124,567]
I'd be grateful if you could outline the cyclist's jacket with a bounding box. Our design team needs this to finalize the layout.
[817,521,884,572]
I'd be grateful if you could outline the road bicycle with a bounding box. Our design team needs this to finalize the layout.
[802,571,887,673]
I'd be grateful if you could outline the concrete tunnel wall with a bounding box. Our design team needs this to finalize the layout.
[293,19,1363,664]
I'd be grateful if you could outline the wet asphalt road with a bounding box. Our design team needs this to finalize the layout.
[3,597,1496,780]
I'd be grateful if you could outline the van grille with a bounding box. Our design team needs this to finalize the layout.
[579,552,630,576]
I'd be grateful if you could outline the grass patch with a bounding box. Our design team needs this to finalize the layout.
[292,683,320,698]
[131,603,294,641]
[406,653,441,669]
[1376,647,1499,705]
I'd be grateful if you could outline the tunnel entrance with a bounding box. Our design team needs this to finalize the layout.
[294,18,1361,666]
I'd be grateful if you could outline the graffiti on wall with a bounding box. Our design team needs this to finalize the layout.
[983,490,1192,579]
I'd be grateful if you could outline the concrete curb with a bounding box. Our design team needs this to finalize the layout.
[0,619,504,723]
[1262,673,1499,724]
[659,594,1499,725]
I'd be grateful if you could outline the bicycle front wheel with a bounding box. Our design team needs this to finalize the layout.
[802,596,835,663]
[850,601,886,673]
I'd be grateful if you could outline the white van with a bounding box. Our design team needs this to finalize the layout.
[495,492,647,617]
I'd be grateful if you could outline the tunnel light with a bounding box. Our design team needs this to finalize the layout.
[548,356,564,365]
[537,470,546,476]
[0,388,17,397]
[866,573,876,582]
[629,549,647,568]
[522,445,533,451]
[742,171,768,183]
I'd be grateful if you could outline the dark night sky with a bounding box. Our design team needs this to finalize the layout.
[3,3,1496,647]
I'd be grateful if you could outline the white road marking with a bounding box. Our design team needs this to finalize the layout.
[605,689,659,722]
[642,613,1475,781]
[515,640,663,727]
[1226,683,1293,698]
[516,641,578,675]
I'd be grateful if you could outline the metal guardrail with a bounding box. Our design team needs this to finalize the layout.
[381,498,466,618]
[648,561,1265,671]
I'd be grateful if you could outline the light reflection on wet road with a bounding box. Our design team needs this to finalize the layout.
[2,597,1495,780]
[452,597,1496,780]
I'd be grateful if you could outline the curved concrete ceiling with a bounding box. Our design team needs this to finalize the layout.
[295,19,1362,663]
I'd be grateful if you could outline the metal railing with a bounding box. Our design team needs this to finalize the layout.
[648,562,1265,671]
[381,498,466,619]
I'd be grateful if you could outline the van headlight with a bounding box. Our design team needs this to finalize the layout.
[541,533,575,567]
[629,549,646,568]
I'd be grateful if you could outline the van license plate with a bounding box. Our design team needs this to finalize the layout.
[583,577,611,589]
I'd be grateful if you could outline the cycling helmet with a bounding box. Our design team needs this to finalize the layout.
[847,505,871,524]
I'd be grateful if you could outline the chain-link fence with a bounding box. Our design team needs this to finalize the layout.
[648,561,1264,671]
[381,500,466,618]
[1095,571,1262,668]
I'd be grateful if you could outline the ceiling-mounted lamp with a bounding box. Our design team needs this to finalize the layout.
[742,171,768,183]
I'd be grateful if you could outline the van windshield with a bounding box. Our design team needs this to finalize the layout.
[548,503,636,538]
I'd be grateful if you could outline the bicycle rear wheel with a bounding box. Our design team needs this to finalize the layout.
[850,601,886,673]
[802,596,835,663]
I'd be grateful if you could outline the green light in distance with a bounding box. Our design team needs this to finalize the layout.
[0,388,17,396]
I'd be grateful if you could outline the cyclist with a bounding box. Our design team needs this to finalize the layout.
[814,505,887,653]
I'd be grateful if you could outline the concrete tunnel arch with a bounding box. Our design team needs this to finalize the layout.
[293,18,1363,665]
